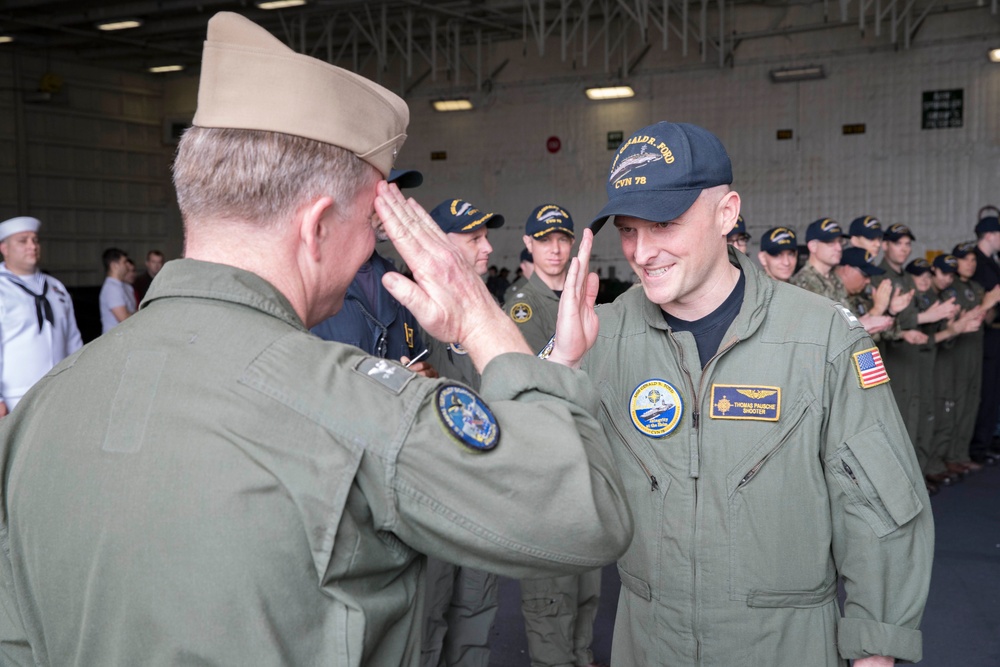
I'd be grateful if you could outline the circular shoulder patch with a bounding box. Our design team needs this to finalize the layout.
[510,302,532,323]
[436,385,500,452]
[449,342,468,356]
[629,379,684,438]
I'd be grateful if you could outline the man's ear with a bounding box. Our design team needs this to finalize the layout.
[718,190,741,236]
[298,195,336,263]
[523,235,533,252]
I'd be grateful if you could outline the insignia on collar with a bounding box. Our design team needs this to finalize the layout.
[436,385,500,452]
[710,385,780,421]
[629,379,683,438]
[835,304,863,329]
[852,347,890,389]
[537,334,555,359]
[510,302,532,324]
[449,342,468,355]
[354,357,415,395]
[405,323,415,349]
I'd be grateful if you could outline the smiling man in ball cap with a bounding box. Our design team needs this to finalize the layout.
[0,13,632,667]
[547,120,932,667]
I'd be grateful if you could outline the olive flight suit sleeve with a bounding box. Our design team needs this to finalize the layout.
[361,352,634,578]
[820,311,934,662]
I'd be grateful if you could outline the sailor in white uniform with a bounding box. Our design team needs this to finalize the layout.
[0,216,83,416]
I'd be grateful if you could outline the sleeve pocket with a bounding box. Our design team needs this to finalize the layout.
[833,424,923,537]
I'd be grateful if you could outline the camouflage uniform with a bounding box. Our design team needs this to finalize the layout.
[789,263,846,302]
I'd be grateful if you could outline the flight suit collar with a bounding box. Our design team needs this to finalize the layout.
[143,258,307,332]
[527,271,561,302]
[638,246,771,342]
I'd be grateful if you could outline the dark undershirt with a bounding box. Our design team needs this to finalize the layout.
[663,269,746,368]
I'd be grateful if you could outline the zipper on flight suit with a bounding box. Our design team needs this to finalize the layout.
[736,402,810,489]
[842,460,858,484]
[665,331,739,665]
[600,403,659,491]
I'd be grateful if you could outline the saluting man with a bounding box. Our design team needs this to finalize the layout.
[0,216,82,416]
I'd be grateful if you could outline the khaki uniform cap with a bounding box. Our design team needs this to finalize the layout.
[193,12,409,177]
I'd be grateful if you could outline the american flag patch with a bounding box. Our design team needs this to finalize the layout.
[852,347,890,389]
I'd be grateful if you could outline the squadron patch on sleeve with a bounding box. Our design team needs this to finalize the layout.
[353,357,415,395]
[852,347,890,389]
[510,303,532,323]
[629,379,684,438]
[835,304,863,329]
[449,342,468,356]
[436,385,500,452]
[710,385,781,421]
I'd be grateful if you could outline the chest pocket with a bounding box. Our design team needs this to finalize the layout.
[724,394,837,606]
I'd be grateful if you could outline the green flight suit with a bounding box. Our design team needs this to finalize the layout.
[584,250,933,666]
[421,337,493,667]
[506,273,560,356]
[937,278,985,464]
[872,261,923,449]
[0,260,633,667]
[910,288,942,474]
[789,262,846,302]
[506,271,603,667]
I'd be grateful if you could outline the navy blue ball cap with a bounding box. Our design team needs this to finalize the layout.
[883,223,916,242]
[387,168,423,189]
[849,215,882,239]
[933,254,959,274]
[590,122,733,233]
[905,258,932,276]
[840,247,884,276]
[805,218,845,242]
[975,215,1000,235]
[952,241,976,258]
[519,248,533,263]
[526,204,575,238]
[727,214,750,240]
[759,226,797,254]
[428,199,504,234]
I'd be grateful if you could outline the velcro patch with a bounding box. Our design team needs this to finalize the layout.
[835,304,863,329]
[353,357,415,395]
[436,385,500,452]
[710,385,780,421]
[852,347,890,389]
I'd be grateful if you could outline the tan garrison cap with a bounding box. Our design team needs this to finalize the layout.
[193,12,409,177]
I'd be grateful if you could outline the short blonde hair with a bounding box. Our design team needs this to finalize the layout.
[172,126,378,229]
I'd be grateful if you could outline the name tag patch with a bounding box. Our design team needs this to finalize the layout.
[354,357,415,395]
[629,379,684,438]
[437,385,500,452]
[710,385,780,421]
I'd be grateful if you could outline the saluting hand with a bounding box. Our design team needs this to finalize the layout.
[546,229,600,369]
[374,181,531,372]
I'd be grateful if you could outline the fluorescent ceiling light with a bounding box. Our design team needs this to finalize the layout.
[256,0,308,9]
[0,36,13,44]
[769,66,825,83]
[148,65,185,73]
[432,99,473,112]
[96,19,143,31]
[585,86,635,100]
[989,48,1000,63]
